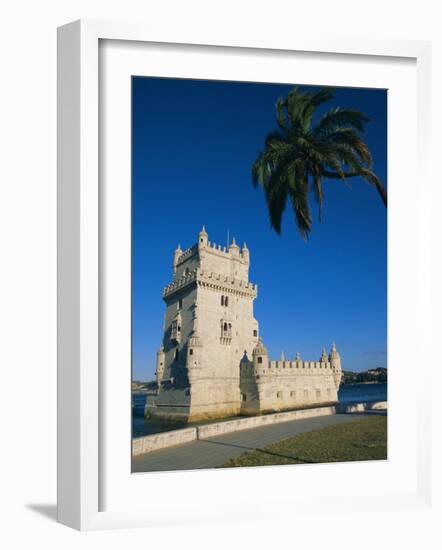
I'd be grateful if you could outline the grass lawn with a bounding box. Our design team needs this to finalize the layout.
[218,415,387,468]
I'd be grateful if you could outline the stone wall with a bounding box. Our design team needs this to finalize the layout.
[240,359,339,415]
[197,405,337,438]
[132,427,197,456]
[135,405,338,455]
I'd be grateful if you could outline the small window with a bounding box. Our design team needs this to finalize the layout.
[277,391,282,399]
[257,357,263,364]
[225,296,229,307]
[290,391,296,398]
[253,330,258,337]
[189,349,193,355]
[224,322,228,331]
[174,349,179,362]
[171,319,180,340]
[178,299,182,309]
[221,296,224,306]
[241,393,247,402]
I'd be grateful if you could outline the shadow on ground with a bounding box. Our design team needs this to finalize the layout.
[26,504,57,522]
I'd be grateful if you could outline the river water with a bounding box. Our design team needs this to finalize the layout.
[132,382,387,438]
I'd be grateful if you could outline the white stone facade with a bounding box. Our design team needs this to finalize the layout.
[145,228,342,422]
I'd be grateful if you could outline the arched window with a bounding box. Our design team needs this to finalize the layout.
[225,296,229,307]
[257,357,263,364]
[221,296,224,306]
[223,322,228,332]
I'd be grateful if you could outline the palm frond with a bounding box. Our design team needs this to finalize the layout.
[275,98,288,130]
[314,107,370,137]
[311,169,324,222]
[324,128,372,166]
[287,162,312,240]
[263,171,289,234]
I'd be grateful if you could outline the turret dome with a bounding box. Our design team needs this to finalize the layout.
[328,342,341,362]
[253,337,268,356]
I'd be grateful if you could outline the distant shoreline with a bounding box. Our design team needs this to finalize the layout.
[341,381,386,386]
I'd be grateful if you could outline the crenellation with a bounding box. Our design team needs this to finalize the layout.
[176,245,198,265]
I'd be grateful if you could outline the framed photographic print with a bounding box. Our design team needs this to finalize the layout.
[57,19,432,530]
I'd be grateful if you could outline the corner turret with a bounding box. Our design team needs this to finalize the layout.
[241,242,250,264]
[253,337,269,369]
[187,303,202,384]
[173,244,182,275]
[228,236,240,257]
[320,347,328,363]
[155,345,165,384]
[329,342,341,368]
[198,226,208,249]
[329,342,342,388]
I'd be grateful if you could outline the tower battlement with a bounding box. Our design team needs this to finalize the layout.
[176,240,249,265]
[173,227,251,283]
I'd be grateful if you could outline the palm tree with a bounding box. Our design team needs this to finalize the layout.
[252,86,387,240]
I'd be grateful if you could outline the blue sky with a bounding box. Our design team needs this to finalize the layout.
[132,77,387,381]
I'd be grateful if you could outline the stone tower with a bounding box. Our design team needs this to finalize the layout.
[146,227,259,422]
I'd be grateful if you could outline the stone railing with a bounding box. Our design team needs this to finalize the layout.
[197,270,257,297]
[163,268,257,298]
[163,268,199,297]
[267,360,333,370]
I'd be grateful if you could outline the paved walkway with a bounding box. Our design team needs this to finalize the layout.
[132,413,375,473]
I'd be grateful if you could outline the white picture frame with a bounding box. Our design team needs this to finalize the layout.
[57,19,432,531]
